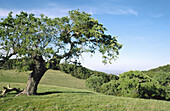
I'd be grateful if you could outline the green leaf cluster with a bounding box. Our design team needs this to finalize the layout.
[86,75,104,92]
[0,10,122,70]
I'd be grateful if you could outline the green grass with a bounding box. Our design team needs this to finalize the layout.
[0,69,88,90]
[0,70,30,83]
[0,70,170,111]
[40,70,88,89]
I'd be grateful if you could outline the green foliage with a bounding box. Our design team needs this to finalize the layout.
[100,80,120,95]
[86,75,104,92]
[153,72,170,86]
[0,10,122,72]
[100,71,169,100]
[0,58,34,71]
[59,63,95,79]
[0,59,17,70]
[92,71,119,83]
[142,64,170,78]
[149,64,170,72]
[59,64,87,78]
[142,64,170,99]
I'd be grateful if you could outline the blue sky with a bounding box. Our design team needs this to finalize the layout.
[0,0,170,74]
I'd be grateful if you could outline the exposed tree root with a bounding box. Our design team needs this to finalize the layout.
[15,90,30,97]
[0,84,24,97]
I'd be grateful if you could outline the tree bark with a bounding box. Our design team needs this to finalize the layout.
[16,55,47,96]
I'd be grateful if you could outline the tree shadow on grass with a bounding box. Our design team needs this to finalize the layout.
[37,91,93,95]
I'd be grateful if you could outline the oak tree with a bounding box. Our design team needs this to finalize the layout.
[0,10,122,95]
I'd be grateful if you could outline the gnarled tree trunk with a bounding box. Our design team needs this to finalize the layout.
[17,55,47,96]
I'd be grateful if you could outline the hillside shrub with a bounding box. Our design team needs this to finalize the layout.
[86,75,104,92]
[100,71,169,100]
[59,64,93,79]
[100,80,120,95]
[93,71,119,83]
[153,72,170,86]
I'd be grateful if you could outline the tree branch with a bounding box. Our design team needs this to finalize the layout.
[0,84,24,97]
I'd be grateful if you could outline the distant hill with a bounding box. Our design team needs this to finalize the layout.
[147,64,170,72]
[142,64,170,77]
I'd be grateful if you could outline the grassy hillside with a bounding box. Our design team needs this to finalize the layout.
[0,70,170,111]
[0,69,88,90]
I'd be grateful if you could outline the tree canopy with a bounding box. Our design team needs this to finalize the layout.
[0,10,122,66]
